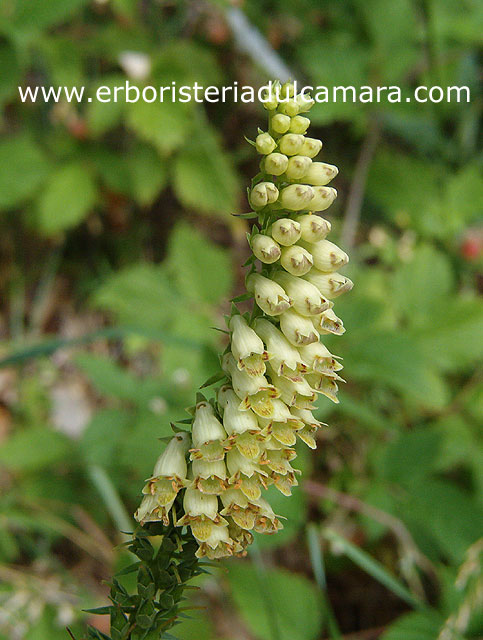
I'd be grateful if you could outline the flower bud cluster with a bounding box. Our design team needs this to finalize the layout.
[135,84,351,561]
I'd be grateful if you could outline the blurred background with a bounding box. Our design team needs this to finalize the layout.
[0,1,482,639]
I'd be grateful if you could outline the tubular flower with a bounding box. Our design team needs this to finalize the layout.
[134,83,351,560]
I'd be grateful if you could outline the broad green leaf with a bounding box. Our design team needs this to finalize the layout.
[36,163,98,234]
[0,135,50,209]
[166,222,233,305]
[392,245,454,328]
[86,76,126,136]
[92,264,175,329]
[0,426,71,472]
[227,562,322,640]
[0,41,21,106]
[381,428,441,486]
[126,99,192,155]
[80,409,130,467]
[344,330,449,409]
[381,611,444,640]
[125,144,167,206]
[400,479,483,564]
[173,125,239,216]
[7,0,89,32]
[75,353,159,404]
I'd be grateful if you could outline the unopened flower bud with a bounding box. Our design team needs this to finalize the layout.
[279,134,304,156]
[289,115,310,134]
[251,234,281,264]
[280,184,314,210]
[280,82,296,98]
[303,162,339,186]
[299,137,322,158]
[271,218,301,246]
[271,113,291,134]
[279,308,319,346]
[278,100,299,117]
[304,270,353,299]
[296,93,315,112]
[298,214,331,242]
[280,245,313,275]
[262,152,289,176]
[309,186,337,212]
[285,155,312,180]
[246,273,292,316]
[262,89,278,111]
[255,132,276,155]
[273,271,330,316]
[250,182,279,209]
[300,239,349,272]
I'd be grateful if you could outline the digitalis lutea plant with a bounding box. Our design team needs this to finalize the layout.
[135,82,352,560]
[86,82,352,640]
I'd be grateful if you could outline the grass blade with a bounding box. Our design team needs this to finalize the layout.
[323,528,424,609]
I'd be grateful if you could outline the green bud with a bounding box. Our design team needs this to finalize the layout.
[271,218,301,246]
[278,100,299,117]
[279,134,305,156]
[280,184,314,210]
[280,82,296,98]
[280,245,313,275]
[285,155,312,180]
[310,186,337,212]
[251,234,281,264]
[250,181,279,208]
[298,214,331,242]
[256,132,277,154]
[271,113,291,134]
[296,93,315,112]
[299,137,322,158]
[289,115,310,134]
[303,162,339,186]
[262,152,289,176]
[262,90,278,111]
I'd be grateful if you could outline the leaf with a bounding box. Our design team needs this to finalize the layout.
[0,41,21,106]
[381,428,442,486]
[86,76,125,136]
[125,144,167,206]
[173,125,239,216]
[0,426,71,472]
[344,330,449,409]
[6,0,89,32]
[36,163,98,234]
[392,245,454,328]
[227,562,322,640]
[381,611,444,640]
[0,135,50,209]
[126,100,192,155]
[75,353,158,404]
[166,222,233,306]
[80,409,130,467]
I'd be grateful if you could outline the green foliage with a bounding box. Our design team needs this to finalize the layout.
[227,563,322,640]
[1,0,482,638]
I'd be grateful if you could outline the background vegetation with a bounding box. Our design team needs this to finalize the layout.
[0,0,482,638]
